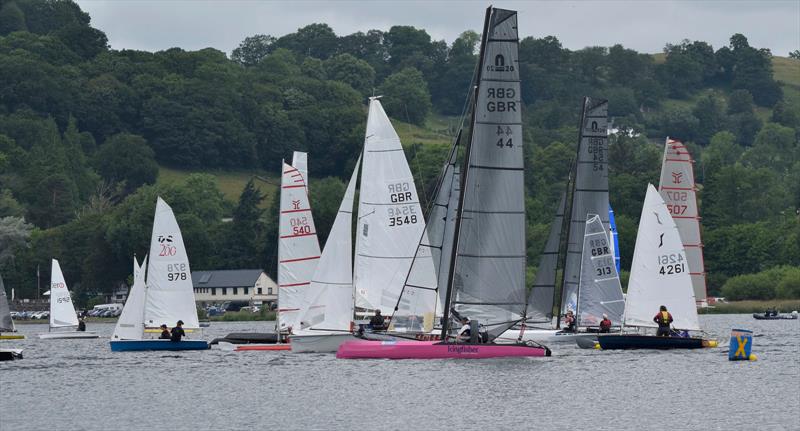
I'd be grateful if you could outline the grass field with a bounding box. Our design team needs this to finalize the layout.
[699,299,800,314]
[158,166,278,206]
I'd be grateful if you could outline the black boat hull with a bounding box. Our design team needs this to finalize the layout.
[598,334,709,350]
[752,313,797,320]
[209,332,279,345]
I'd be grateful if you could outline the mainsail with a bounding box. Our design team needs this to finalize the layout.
[144,197,200,329]
[561,97,610,315]
[292,151,309,193]
[298,156,361,331]
[353,98,429,314]
[526,194,566,323]
[448,8,527,340]
[49,259,79,328]
[658,138,706,305]
[576,214,625,327]
[277,162,321,331]
[623,184,700,331]
[391,145,460,332]
[112,257,148,340]
[0,273,15,332]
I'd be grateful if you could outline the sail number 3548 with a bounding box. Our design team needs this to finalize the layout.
[657,253,685,275]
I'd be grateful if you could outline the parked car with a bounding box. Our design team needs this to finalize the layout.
[206,306,225,316]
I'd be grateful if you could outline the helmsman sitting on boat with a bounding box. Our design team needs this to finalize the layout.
[653,305,674,337]
[562,310,576,332]
[170,320,186,341]
[599,314,612,333]
[369,310,388,331]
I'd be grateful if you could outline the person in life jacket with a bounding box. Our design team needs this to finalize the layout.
[653,305,673,336]
[77,318,86,332]
[170,320,186,342]
[599,314,612,333]
[369,309,387,331]
[159,324,171,339]
[457,317,471,343]
[563,310,576,332]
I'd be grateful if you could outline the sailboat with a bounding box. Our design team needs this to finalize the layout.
[290,156,361,353]
[597,185,717,349]
[109,197,208,351]
[0,273,24,340]
[291,95,432,353]
[0,273,23,360]
[38,259,99,339]
[658,138,707,307]
[337,7,551,359]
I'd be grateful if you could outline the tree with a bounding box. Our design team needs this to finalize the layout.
[740,123,798,172]
[0,1,27,35]
[378,67,432,126]
[309,176,346,245]
[692,94,726,144]
[790,50,800,60]
[324,53,376,95]
[231,34,275,66]
[274,23,338,60]
[0,216,32,266]
[700,131,742,181]
[92,133,158,194]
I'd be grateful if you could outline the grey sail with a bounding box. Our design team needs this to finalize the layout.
[526,193,566,323]
[561,97,610,315]
[392,147,460,332]
[451,8,526,340]
[576,214,625,327]
[0,273,14,332]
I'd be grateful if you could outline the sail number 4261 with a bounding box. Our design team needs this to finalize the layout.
[657,253,685,275]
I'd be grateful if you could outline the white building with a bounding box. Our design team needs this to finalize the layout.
[192,269,277,308]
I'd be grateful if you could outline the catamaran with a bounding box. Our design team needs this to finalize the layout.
[337,7,551,359]
[657,137,707,307]
[38,259,99,339]
[291,95,432,353]
[109,197,208,351]
[597,185,717,350]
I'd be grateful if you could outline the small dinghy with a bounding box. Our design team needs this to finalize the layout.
[109,198,208,352]
[38,259,99,340]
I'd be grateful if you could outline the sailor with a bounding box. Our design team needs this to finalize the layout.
[170,320,186,342]
[457,317,471,343]
[77,317,86,332]
[563,310,576,332]
[599,314,612,333]
[159,324,171,339]
[369,309,386,331]
[653,305,673,336]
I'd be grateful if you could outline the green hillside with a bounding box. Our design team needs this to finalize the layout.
[157,166,278,206]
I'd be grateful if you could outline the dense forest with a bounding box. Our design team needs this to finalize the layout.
[0,0,798,306]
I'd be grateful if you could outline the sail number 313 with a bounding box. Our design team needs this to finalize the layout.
[657,253,685,275]
[167,263,188,281]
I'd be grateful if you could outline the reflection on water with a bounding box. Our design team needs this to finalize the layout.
[1,315,797,430]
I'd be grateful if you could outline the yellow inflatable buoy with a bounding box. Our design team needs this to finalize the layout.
[593,342,601,350]
[749,354,757,361]
[707,340,718,348]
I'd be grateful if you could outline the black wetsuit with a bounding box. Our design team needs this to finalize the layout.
[159,330,171,339]
[369,314,385,330]
[77,321,86,332]
[170,326,185,342]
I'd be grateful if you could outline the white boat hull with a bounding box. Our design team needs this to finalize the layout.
[38,331,100,339]
[496,328,596,344]
[290,332,354,353]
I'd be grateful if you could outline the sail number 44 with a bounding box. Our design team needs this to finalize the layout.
[166,263,188,281]
[657,253,685,275]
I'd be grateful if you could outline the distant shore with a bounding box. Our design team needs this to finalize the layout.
[699,299,800,314]
[13,310,277,324]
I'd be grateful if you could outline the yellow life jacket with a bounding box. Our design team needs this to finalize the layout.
[659,311,670,324]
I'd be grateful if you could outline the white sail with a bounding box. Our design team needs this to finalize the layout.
[0,273,15,332]
[658,137,707,305]
[277,162,321,331]
[298,156,361,331]
[576,214,625,327]
[49,259,79,328]
[144,197,200,329]
[112,257,148,340]
[353,98,428,314]
[623,185,700,331]
[292,151,309,193]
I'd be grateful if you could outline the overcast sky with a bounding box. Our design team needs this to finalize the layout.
[75,0,800,56]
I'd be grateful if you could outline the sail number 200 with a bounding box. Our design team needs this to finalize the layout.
[657,253,685,275]
[167,263,188,282]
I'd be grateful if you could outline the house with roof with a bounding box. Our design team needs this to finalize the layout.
[191,269,277,308]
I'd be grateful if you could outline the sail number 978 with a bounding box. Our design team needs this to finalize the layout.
[166,263,188,282]
[657,253,685,275]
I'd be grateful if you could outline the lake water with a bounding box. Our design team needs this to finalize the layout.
[1,315,797,430]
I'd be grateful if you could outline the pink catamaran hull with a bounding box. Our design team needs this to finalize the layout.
[336,339,550,359]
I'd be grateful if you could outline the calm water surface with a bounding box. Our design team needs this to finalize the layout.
[1,315,797,430]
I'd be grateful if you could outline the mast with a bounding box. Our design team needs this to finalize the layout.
[440,6,493,341]
[553,158,574,329]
